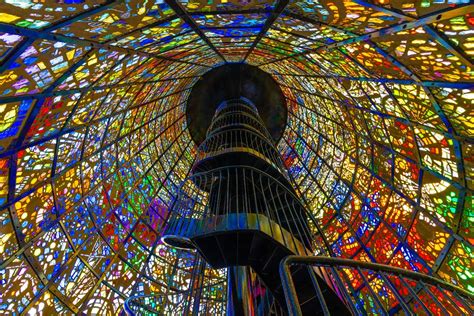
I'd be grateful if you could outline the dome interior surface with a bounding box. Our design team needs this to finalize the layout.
[0,0,472,314]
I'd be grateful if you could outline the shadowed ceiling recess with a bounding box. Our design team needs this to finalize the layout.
[0,0,472,314]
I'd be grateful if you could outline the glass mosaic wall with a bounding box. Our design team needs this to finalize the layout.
[0,0,472,314]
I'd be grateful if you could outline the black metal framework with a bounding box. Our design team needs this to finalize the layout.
[1,1,472,315]
[280,256,474,316]
[162,98,348,314]
[164,0,227,62]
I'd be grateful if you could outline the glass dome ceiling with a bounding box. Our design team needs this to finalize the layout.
[0,0,472,314]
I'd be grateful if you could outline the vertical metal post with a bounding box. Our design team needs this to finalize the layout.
[227,266,254,316]
[306,266,330,315]
[191,258,206,316]
[280,258,303,316]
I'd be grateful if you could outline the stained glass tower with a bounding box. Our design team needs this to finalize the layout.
[0,0,473,315]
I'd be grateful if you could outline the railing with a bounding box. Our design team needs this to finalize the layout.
[123,293,186,315]
[215,98,258,114]
[162,165,316,253]
[280,256,474,316]
[207,111,271,139]
[196,128,286,173]
[215,103,258,116]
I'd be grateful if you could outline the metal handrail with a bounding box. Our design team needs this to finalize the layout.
[199,127,279,157]
[124,295,164,315]
[280,256,474,316]
[123,292,187,316]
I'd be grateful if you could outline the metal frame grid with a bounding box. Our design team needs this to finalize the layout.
[0,0,472,314]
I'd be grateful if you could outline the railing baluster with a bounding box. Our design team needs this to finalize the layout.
[280,260,303,316]
[329,267,359,315]
[306,265,330,315]
[452,290,474,314]
[356,267,388,316]
[378,273,413,316]
[421,281,449,316]
[436,285,465,315]
[398,277,431,315]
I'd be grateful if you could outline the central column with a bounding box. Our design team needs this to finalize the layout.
[190,98,312,314]
[162,98,348,314]
[192,98,312,247]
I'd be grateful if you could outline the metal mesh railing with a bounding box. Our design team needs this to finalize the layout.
[197,128,285,172]
[208,111,271,139]
[280,256,474,316]
[163,165,315,253]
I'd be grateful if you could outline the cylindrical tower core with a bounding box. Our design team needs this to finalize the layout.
[162,98,349,315]
[192,98,312,247]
